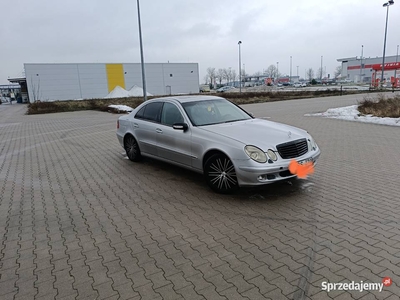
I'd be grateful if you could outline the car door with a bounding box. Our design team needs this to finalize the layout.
[132,102,163,156]
[156,102,192,166]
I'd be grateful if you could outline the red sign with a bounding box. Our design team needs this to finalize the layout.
[371,62,400,70]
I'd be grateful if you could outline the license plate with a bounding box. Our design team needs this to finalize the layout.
[298,157,314,165]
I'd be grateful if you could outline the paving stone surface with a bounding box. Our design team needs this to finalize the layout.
[0,92,399,299]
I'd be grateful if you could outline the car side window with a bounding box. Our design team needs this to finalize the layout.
[135,106,146,119]
[161,103,184,126]
[135,102,163,122]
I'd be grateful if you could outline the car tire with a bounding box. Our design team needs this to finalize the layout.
[124,135,141,162]
[204,154,238,193]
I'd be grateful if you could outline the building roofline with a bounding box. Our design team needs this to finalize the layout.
[337,55,398,62]
[337,57,358,62]
[7,77,26,83]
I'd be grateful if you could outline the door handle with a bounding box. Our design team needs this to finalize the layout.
[156,128,163,133]
[133,123,139,128]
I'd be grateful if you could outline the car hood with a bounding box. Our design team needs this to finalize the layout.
[200,118,308,150]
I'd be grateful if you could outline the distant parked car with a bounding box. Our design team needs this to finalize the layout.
[293,83,302,88]
[199,84,211,93]
[0,96,11,103]
[216,86,235,93]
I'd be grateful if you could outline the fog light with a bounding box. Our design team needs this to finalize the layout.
[258,174,275,181]
[258,175,268,181]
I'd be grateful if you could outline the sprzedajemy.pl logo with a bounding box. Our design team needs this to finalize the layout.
[321,277,392,293]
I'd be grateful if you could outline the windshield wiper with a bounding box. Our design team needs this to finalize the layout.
[224,118,247,123]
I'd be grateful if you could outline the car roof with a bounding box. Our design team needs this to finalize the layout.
[147,95,225,104]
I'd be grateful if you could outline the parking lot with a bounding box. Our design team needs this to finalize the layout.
[0,93,399,300]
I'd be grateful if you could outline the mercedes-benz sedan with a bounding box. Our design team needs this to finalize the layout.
[116,95,320,193]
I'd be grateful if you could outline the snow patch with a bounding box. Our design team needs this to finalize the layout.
[305,105,400,126]
[108,105,134,113]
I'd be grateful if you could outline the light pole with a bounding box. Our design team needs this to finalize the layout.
[276,62,279,82]
[381,0,394,88]
[290,56,292,83]
[238,41,242,93]
[320,56,323,80]
[136,0,147,101]
[360,45,364,83]
[395,44,399,83]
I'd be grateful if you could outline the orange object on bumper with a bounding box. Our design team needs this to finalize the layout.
[288,159,314,179]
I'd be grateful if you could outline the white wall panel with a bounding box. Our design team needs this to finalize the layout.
[78,64,108,99]
[25,64,81,101]
[25,62,199,101]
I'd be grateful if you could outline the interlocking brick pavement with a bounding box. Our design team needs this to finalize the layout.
[0,92,399,299]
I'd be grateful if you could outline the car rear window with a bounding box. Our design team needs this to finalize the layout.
[136,102,163,122]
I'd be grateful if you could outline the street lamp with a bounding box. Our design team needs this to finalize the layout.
[395,44,399,82]
[381,0,394,88]
[238,41,242,93]
[320,56,323,80]
[290,56,292,83]
[360,45,364,83]
[136,0,147,101]
[276,62,279,82]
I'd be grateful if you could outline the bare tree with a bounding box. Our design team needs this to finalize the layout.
[206,67,216,87]
[253,71,262,77]
[203,75,209,84]
[222,68,229,84]
[265,65,278,79]
[216,69,224,85]
[306,68,314,81]
[334,65,342,78]
[30,75,42,102]
[231,70,237,83]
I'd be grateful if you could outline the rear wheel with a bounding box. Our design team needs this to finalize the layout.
[204,154,238,193]
[124,135,141,162]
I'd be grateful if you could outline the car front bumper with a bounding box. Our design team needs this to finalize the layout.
[234,148,321,186]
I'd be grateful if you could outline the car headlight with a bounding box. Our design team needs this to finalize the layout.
[267,149,277,161]
[244,145,267,163]
[309,137,317,151]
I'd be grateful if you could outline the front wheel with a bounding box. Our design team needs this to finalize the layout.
[124,135,141,162]
[204,154,238,193]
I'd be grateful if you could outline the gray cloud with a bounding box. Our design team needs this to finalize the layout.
[1,0,399,83]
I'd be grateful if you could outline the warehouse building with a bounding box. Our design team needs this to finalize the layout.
[9,63,199,102]
[337,55,400,84]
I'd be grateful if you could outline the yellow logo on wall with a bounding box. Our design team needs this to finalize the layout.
[106,64,125,92]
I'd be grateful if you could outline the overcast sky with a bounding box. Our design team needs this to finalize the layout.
[2,0,400,84]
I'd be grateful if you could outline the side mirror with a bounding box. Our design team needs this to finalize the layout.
[172,123,188,131]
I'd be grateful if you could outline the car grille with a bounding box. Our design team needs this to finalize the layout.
[276,138,308,159]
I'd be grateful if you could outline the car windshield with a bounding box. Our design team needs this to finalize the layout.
[182,99,252,126]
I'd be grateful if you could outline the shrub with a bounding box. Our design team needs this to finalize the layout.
[358,94,400,118]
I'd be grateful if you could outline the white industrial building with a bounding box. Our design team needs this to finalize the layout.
[337,55,399,84]
[11,63,199,102]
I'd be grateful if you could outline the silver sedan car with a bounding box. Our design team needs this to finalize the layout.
[116,95,320,193]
